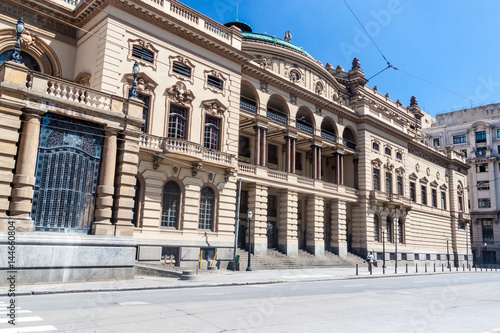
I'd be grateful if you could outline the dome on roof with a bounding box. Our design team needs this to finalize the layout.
[224,21,252,32]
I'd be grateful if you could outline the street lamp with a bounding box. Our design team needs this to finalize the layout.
[10,17,25,64]
[129,61,140,99]
[382,226,386,274]
[446,237,451,269]
[394,207,398,274]
[483,242,487,267]
[246,210,253,271]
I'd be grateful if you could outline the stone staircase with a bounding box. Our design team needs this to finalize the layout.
[234,248,365,271]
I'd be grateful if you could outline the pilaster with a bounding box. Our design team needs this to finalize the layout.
[248,183,268,255]
[331,199,347,256]
[306,194,324,256]
[278,189,298,256]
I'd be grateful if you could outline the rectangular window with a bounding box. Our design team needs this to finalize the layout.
[476,163,488,173]
[385,147,391,156]
[498,145,500,155]
[410,182,416,202]
[476,147,487,156]
[385,172,392,194]
[238,136,250,158]
[168,104,188,139]
[433,138,440,146]
[204,115,220,150]
[414,253,419,261]
[396,152,402,160]
[476,131,486,143]
[441,191,446,210]
[478,198,491,208]
[372,142,379,151]
[295,152,302,171]
[497,129,500,138]
[132,45,154,63]
[426,254,431,260]
[437,254,441,261]
[207,75,223,90]
[137,93,150,132]
[172,61,191,77]
[432,189,437,207]
[453,134,467,144]
[268,144,278,165]
[421,185,427,205]
[397,176,403,195]
[477,181,490,190]
[373,168,380,191]
[482,218,494,242]
[401,253,407,261]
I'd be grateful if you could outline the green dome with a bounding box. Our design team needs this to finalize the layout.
[241,31,314,59]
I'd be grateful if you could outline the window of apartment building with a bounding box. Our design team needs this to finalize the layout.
[385,172,392,194]
[207,75,223,90]
[453,134,466,144]
[267,195,277,217]
[482,218,494,242]
[373,168,380,191]
[199,187,215,231]
[476,131,486,143]
[432,189,437,207]
[372,142,379,151]
[458,196,463,211]
[295,152,302,171]
[204,116,221,150]
[477,147,487,156]
[132,45,154,63]
[385,147,391,156]
[436,254,441,260]
[268,144,278,165]
[168,104,188,139]
[386,216,393,243]
[239,136,250,158]
[396,151,402,160]
[374,214,380,242]
[441,191,446,210]
[161,181,180,229]
[401,253,407,260]
[478,198,491,208]
[476,163,488,173]
[421,185,427,205]
[397,176,403,195]
[172,61,192,78]
[398,219,404,243]
[426,254,431,260]
[137,93,150,132]
[414,253,420,261]
[433,138,440,146]
[410,182,416,202]
[477,181,490,190]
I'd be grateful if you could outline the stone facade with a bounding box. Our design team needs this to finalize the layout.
[424,104,500,265]
[0,0,471,283]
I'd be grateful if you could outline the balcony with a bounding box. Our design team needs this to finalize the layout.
[296,122,313,135]
[266,110,287,125]
[139,134,233,166]
[343,139,356,150]
[240,100,257,114]
[321,131,336,143]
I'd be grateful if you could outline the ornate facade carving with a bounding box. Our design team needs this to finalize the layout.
[127,38,159,71]
[204,69,227,96]
[169,55,195,83]
[260,80,268,93]
[167,81,194,106]
[202,99,227,116]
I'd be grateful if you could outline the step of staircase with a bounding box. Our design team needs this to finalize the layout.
[234,248,365,271]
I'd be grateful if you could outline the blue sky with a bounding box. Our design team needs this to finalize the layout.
[181,0,500,118]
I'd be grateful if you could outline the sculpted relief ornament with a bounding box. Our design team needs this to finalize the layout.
[167,82,194,106]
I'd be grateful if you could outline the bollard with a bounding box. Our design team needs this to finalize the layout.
[463,264,465,272]
[356,264,358,275]
[480,266,482,271]
[425,263,427,273]
[475,265,477,272]
[406,263,408,273]
[434,263,436,272]
[416,263,418,273]
[442,263,444,272]
[456,266,458,272]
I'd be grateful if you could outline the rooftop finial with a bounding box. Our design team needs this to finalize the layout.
[284,30,292,42]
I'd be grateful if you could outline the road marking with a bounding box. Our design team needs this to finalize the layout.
[0,325,57,333]
[0,317,42,324]
[413,280,428,283]
[459,277,469,280]
[342,284,365,288]
[118,301,150,306]
[0,310,31,315]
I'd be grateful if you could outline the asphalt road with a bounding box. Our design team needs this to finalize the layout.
[4,272,500,333]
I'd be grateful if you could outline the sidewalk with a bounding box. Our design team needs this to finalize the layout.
[4,265,485,297]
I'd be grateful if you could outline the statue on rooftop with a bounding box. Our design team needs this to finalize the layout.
[352,57,361,70]
[410,96,418,106]
[284,30,292,42]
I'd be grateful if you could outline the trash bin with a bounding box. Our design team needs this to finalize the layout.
[235,254,240,271]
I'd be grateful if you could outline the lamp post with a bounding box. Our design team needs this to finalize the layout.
[394,206,398,274]
[129,61,140,99]
[246,210,253,271]
[10,17,25,64]
[466,222,469,269]
[446,237,451,269]
[382,226,386,274]
[483,242,487,267]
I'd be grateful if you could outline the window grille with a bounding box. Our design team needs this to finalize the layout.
[132,46,154,63]
[173,61,192,77]
[207,75,223,90]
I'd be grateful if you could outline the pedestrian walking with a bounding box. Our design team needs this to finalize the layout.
[366,252,374,274]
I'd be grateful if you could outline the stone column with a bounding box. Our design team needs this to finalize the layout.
[311,145,317,179]
[92,131,117,235]
[335,153,340,184]
[331,200,348,256]
[339,154,345,185]
[317,146,322,180]
[254,126,261,165]
[291,137,296,173]
[278,189,298,256]
[306,194,325,256]
[8,113,42,231]
[285,136,291,173]
[113,135,140,237]
[354,158,359,189]
[247,183,268,255]
[260,128,267,167]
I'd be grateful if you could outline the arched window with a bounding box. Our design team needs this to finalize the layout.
[162,181,181,228]
[386,216,393,243]
[398,218,404,244]
[199,187,215,231]
[32,115,103,232]
[374,214,380,242]
[0,50,40,71]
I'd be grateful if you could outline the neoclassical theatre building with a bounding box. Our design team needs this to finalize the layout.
[0,0,471,282]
